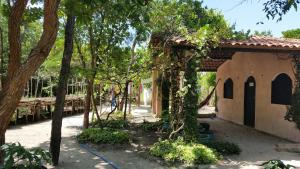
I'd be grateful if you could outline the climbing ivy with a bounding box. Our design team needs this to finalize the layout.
[285,56,300,130]
[182,56,200,141]
[169,48,182,139]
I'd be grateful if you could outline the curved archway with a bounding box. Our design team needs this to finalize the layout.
[271,73,292,105]
[224,78,233,99]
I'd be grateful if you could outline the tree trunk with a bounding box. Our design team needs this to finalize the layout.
[99,83,103,114]
[0,26,3,90]
[82,25,96,129]
[137,82,141,107]
[123,80,129,120]
[50,14,75,166]
[91,86,101,121]
[0,1,60,166]
[7,0,27,82]
[170,49,182,137]
[0,132,4,165]
[128,82,132,114]
[183,57,199,141]
[83,80,93,129]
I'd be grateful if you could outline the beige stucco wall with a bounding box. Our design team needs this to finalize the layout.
[216,52,300,142]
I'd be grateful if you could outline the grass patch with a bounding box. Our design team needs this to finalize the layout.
[202,141,241,155]
[149,138,218,164]
[78,128,130,144]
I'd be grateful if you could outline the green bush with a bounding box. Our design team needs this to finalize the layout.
[110,110,132,120]
[141,121,163,132]
[0,143,51,169]
[262,159,295,169]
[202,141,241,155]
[94,119,129,129]
[149,138,218,164]
[106,119,129,129]
[78,128,130,144]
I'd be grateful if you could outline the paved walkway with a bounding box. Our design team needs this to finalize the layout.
[202,118,300,169]
[199,106,300,169]
[6,113,113,169]
[5,106,300,169]
[6,106,161,169]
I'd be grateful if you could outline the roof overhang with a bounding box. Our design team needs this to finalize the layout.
[150,34,300,72]
[200,58,227,72]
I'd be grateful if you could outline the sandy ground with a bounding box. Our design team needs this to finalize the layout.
[5,106,300,169]
[199,106,300,169]
[6,106,163,169]
[6,113,113,169]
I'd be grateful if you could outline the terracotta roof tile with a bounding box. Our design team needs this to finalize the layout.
[151,34,300,50]
[200,59,226,71]
[221,36,300,50]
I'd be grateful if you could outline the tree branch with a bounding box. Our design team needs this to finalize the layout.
[7,0,28,81]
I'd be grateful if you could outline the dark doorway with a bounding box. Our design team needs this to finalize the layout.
[244,76,256,127]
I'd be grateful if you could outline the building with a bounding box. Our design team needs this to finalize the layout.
[216,36,300,142]
[150,35,300,142]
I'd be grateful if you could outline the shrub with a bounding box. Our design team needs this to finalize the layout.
[110,110,132,120]
[0,143,51,169]
[202,141,241,155]
[77,128,130,144]
[262,159,295,169]
[141,121,163,132]
[149,138,218,164]
[105,119,129,129]
[94,119,129,129]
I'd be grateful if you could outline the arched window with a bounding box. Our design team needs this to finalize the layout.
[271,73,292,105]
[224,78,233,99]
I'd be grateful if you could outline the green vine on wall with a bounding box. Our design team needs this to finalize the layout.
[169,48,183,139]
[182,56,200,141]
[285,55,300,130]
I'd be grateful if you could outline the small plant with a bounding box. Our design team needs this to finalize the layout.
[111,110,132,120]
[202,141,241,155]
[262,159,295,169]
[94,119,129,129]
[105,119,129,129]
[149,137,218,164]
[141,121,163,132]
[0,143,51,169]
[77,128,130,144]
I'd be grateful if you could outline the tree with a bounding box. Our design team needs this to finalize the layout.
[263,0,300,21]
[0,0,60,164]
[282,28,300,38]
[183,57,199,141]
[264,0,300,130]
[72,0,150,128]
[281,28,300,129]
[253,30,272,36]
[50,13,76,165]
[149,0,230,140]
[198,72,216,102]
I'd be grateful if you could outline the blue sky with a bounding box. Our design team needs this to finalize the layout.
[202,0,300,37]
